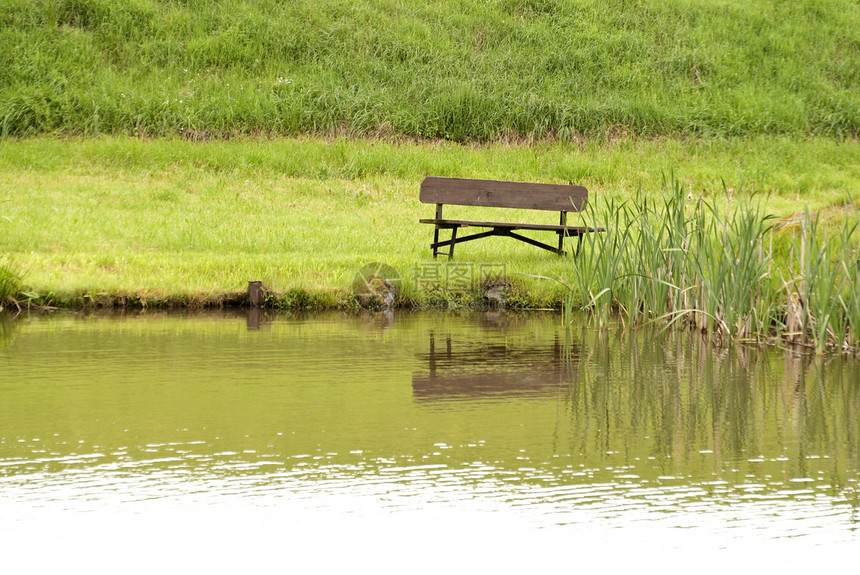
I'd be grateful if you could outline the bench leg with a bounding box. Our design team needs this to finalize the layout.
[557,230,564,254]
[431,226,459,260]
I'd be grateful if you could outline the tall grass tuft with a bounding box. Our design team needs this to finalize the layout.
[795,212,845,353]
[569,197,632,327]
[690,190,775,341]
[839,223,860,350]
[0,260,22,311]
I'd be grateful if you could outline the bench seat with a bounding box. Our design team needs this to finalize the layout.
[418,176,604,259]
[419,218,599,233]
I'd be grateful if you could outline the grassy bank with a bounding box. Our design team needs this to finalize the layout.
[3,0,859,139]
[1,136,859,313]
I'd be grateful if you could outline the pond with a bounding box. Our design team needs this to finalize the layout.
[1,311,858,570]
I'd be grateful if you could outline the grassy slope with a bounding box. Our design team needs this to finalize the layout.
[2,0,859,139]
[2,136,859,306]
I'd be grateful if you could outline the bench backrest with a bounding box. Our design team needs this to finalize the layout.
[420,176,588,212]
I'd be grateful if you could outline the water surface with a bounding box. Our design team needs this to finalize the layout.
[1,311,858,570]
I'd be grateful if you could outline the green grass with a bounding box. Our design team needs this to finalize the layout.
[2,0,859,140]
[1,135,859,313]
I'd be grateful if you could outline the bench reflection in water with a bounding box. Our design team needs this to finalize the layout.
[412,330,579,402]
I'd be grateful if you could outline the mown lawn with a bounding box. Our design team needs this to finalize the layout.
[1,135,858,307]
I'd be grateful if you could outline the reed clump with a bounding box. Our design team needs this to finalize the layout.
[0,260,23,312]
[564,178,860,355]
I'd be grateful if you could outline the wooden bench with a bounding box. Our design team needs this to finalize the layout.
[419,176,603,259]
